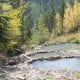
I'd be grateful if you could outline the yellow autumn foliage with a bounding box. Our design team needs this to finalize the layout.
[0,3,23,48]
[2,4,22,39]
[64,0,80,33]
[54,12,62,36]
[0,3,12,10]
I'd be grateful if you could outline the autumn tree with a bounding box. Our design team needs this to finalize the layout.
[64,0,80,34]
[0,3,23,51]
[54,12,62,36]
[73,0,80,32]
[63,1,74,34]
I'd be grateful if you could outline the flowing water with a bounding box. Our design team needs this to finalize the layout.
[31,43,80,71]
[42,43,80,52]
[29,52,57,58]
[32,58,80,71]
[30,43,80,58]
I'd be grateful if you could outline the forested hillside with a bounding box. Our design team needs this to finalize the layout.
[0,0,80,54]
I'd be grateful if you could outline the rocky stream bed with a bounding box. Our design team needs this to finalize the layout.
[0,43,80,80]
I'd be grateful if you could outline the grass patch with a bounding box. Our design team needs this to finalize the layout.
[47,33,80,44]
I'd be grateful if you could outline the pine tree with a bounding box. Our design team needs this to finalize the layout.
[21,14,30,44]
[31,15,50,45]
[45,0,55,32]
[60,0,66,34]
[0,16,10,51]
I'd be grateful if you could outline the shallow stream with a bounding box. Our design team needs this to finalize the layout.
[32,58,80,71]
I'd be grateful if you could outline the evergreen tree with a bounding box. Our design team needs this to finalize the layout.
[60,0,66,34]
[31,15,50,45]
[45,0,55,33]
[0,16,10,51]
[21,13,30,44]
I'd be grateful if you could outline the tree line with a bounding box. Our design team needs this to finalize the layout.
[0,0,80,53]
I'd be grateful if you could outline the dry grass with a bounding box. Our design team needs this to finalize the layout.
[47,32,80,44]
